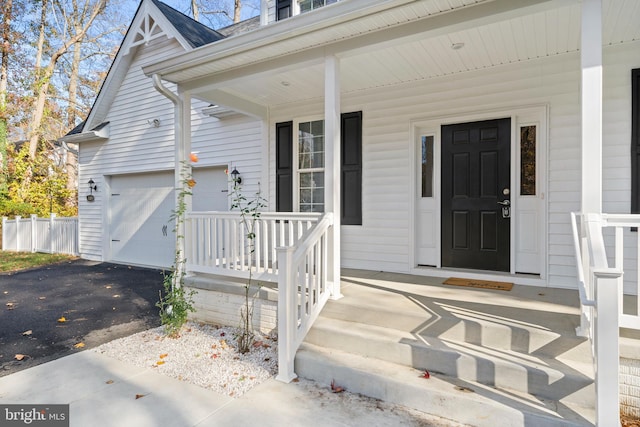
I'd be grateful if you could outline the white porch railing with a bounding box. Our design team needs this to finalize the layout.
[276,212,333,382]
[571,212,638,426]
[2,214,79,255]
[185,211,322,281]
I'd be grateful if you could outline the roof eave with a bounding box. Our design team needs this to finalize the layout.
[142,0,416,81]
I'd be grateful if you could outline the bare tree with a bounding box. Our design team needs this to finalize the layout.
[191,0,251,26]
[27,0,106,159]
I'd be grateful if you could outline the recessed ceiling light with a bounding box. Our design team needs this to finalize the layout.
[451,42,465,50]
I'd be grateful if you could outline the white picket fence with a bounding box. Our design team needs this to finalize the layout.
[2,214,79,255]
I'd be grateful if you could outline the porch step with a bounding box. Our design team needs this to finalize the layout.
[304,316,594,408]
[319,297,592,364]
[295,342,594,427]
[295,277,595,426]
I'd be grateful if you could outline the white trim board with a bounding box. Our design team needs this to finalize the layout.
[409,104,549,281]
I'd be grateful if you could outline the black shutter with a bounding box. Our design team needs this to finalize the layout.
[276,121,293,212]
[632,69,640,214]
[276,0,291,20]
[341,111,362,225]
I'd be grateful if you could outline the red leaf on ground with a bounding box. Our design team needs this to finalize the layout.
[331,379,345,393]
[421,370,430,379]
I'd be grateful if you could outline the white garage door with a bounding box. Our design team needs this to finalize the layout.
[109,167,229,268]
[192,167,229,211]
[110,172,175,268]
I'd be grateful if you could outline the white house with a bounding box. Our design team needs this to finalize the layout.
[63,0,640,424]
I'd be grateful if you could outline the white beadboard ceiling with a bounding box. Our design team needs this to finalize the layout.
[168,0,640,109]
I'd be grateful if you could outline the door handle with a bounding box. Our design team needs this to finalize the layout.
[497,200,511,218]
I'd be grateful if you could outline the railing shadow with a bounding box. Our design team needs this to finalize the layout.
[341,277,593,425]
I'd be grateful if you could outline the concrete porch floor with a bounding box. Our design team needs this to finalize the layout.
[337,268,585,343]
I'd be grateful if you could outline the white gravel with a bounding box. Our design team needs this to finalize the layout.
[94,322,277,397]
[95,321,466,426]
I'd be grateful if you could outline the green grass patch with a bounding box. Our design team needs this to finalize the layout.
[0,251,76,272]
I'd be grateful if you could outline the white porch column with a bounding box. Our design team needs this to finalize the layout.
[580,0,603,215]
[325,54,342,299]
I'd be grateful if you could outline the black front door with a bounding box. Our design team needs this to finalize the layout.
[441,118,511,272]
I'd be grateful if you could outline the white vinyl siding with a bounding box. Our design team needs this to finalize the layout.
[78,35,264,262]
[269,40,640,290]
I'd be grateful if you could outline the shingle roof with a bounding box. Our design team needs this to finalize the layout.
[151,0,225,48]
[217,16,261,37]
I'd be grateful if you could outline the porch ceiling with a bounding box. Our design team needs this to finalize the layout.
[148,0,640,109]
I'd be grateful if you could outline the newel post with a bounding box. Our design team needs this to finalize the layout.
[276,245,297,383]
[593,268,622,426]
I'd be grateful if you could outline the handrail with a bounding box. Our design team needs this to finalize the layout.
[277,212,333,382]
[570,212,595,307]
[185,211,322,280]
[572,211,626,426]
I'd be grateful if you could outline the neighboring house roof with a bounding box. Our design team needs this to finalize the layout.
[150,0,225,48]
[217,16,261,38]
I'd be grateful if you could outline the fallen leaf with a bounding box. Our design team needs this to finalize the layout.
[3,291,8,294]
[57,316,66,323]
[421,370,431,379]
[105,285,112,289]
[159,353,168,359]
[292,378,300,383]
[156,361,165,365]
[211,354,218,359]
[106,380,114,384]
[331,379,345,393]
[220,331,226,337]
[135,394,146,399]
[6,302,15,310]
[38,296,46,300]
[22,330,33,336]
[14,354,26,361]
[113,294,120,298]
[73,342,85,349]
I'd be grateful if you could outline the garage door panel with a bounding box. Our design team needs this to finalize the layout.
[110,172,175,268]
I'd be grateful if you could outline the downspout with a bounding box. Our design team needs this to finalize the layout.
[152,73,186,285]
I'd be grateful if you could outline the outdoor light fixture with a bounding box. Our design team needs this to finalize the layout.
[87,179,97,202]
[231,168,242,184]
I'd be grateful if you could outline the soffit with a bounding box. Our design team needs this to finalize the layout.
[167,0,640,109]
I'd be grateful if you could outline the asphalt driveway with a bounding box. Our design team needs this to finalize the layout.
[0,259,164,376]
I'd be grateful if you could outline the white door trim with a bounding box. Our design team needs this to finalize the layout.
[409,104,548,280]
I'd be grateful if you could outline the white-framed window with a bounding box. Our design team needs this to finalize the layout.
[296,118,325,212]
[299,0,339,14]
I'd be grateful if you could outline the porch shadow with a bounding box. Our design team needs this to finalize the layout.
[338,275,594,425]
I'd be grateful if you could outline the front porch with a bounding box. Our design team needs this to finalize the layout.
[187,266,635,425]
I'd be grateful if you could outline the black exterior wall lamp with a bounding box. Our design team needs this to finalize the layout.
[231,168,242,185]
[87,179,97,202]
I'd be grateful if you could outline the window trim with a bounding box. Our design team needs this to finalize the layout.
[293,116,325,213]
[632,68,640,214]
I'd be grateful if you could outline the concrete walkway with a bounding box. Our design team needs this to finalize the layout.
[0,350,463,427]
